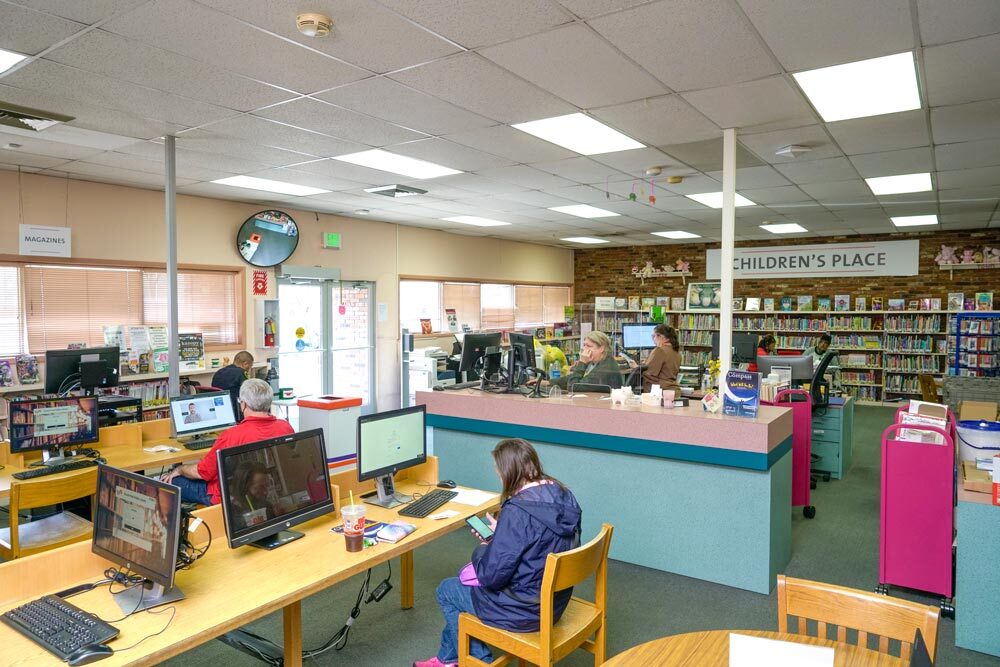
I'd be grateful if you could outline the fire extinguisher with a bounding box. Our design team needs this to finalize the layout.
[264,316,276,347]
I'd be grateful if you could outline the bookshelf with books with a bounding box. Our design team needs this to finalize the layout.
[883,313,947,398]
[947,312,999,377]
[677,313,719,367]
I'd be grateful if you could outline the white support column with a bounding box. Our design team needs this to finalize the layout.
[718,128,737,384]
[165,136,179,396]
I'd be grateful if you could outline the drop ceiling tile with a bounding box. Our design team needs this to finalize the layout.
[280,198,349,216]
[45,29,295,112]
[378,0,573,48]
[825,110,930,156]
[421,172,529,195]
[177,181,291,202]
[382,138,512,172]
[0,150,71,169]
[315,78,494,136]
[0,133,104,161]
[475,165,576,190]
[874,191,938,206]
[8,0,147,24]
[589,147,685,175]
[285,157,414,186]
[741,185,811,205]
[197,0,459,73]
[50,161,198,188]
[590,94,720,147]
[940,211,993,224]
[389,53,576,124]
[935,138,1000,171]
[738,125,843,165]
[848,147,934,178]
[392,180,479,201]
[774,157,858,184]
[493,190,578,208]
[736,0,912,71]
[0,3,83,55]
[931,99,1000,144]
[547,184,617,204]
[2,60,236,128]
[82,151,237,182]
[937,166,1000,190]
[444,125,575,163]
[589,0,780,92]
[165,131,316,166]
[648,194,720,212]
[659,138,764,171]
[917,0,1000,45]
[254,98,425,147]
[201,116,367,159]
[798,180,877,205]
[682,76,817,132]
[705,165,791,189]
[657,175,723,196]
[307,190,412,209]
[939,199,998,215]
[941,220,991,230]
[530,156,630,184]
[923,34,1000,107]
[481,23,667,108]
[243,167,367,193]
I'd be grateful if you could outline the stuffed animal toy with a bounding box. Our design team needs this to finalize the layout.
[934,245,958,265]
[541,345,570,376]
[675,258,690,273]
[974,251,983,264]
[961,249,976,264]
[984,247,1000,265]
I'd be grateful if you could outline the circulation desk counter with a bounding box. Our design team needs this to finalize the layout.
[416,389,793,594]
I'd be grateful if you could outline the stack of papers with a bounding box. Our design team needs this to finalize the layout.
[729,633,833,667]
[451,489,498,506]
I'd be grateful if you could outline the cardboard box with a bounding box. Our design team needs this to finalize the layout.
[961,460,993,494]
[960,400,998,422]
[899,400,949,444]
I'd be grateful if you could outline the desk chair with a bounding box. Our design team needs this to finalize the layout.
[918,374,939,403]
[776,575,939,662]
[0,469,97,560]
[457,523,614,667]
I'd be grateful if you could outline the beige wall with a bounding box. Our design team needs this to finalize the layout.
[1,171,573,409]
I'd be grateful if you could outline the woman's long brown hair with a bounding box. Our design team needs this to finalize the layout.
[492,438,564,503]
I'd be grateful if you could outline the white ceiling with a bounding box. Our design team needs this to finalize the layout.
[1,0,999,247]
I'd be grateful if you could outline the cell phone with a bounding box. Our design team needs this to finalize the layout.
[465,515,494,542]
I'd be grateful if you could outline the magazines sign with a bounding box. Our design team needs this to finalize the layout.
[706,240,918,279]
[19,224,71,257]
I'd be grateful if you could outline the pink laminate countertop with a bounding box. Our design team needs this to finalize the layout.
[417,389,792,454]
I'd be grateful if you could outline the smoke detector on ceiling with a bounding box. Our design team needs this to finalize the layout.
[775,144,812,158]
[666,176,683,185]
[645,166,662,176]
[296,13,333,37]
[364,184,427,198]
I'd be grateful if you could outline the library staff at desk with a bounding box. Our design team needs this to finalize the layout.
[541,330,623,389]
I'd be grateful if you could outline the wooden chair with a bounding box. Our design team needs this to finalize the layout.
[0,469,97,560]
[918,374,939,403]
[457,523,613,667]
[776,575,940,662]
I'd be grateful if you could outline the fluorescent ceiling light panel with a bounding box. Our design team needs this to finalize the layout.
[793,52,920,122]
[331,149,461,179]
[211,175,330,196]
[512,113,644,155]
[443,216,511,227]
[651,230,701,239]
[760,223,808,234]
[865,172,932,195]
[548,204,620,218]
[0,48,27,75]
[891,214,938,227]
[561,237,609,244]
[685,192,755,208]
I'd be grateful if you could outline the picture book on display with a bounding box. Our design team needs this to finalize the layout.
[797,295,813,312]
[420,318,433,334]
[15,355,38,384]
[888,299,905,311]
[746,297,761,312]
[907,299,919,311]
[872,297,883,311]
[732,297,744,311]
[628,296,641,311]
[763,298,775,312]
[780,297,792,312]
[834,295,850,312]
[977,292,994,311]
[855,297,866,311]
[670,297,685,311]
[641,297,655,309]
[920,298,933,311]
[0,359,14,387]
[948,292,965,311]
[931,298,942,310]
[817,297,831,312]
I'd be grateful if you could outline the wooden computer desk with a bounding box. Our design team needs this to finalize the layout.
[0,457,498,666]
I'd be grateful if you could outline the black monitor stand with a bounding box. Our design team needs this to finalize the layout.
[114,581,185,614]
[363,474,411,509]
[248,530,305,551]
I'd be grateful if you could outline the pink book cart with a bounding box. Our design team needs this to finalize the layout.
[763,389,815,519]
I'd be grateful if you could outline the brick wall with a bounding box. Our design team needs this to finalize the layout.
[575,229,1000,306]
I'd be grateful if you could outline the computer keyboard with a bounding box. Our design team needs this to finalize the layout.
[398,489,459,518]
[444,381,481,390]
[183,438,216,451]
[12,459,100,480]
[1,595,118,661]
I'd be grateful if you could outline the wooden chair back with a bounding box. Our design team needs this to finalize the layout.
[918,374,939,403]
[8,468,98,557]
[776,575,939,661]
[539,523,614,645]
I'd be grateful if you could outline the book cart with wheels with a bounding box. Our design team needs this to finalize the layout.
[763,389,815,519]
[877,420,956,618]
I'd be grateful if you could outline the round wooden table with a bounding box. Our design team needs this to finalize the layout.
[602,630,907,666]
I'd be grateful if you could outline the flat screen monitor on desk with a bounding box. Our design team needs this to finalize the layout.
[458,332,502,381]
[169,391,236,439]
[45,346,120,395]
[9,396,99,464]
[357,405,426,509]
[92,465,184,612]
[217,428,334,550]
[711,332,758,364]
[757,355,814,384]
[622,324,657,349]
[507,332,537,388]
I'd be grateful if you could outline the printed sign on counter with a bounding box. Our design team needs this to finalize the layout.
[723,370,761,419]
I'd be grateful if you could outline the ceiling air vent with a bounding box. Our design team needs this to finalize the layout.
[364,184,427,198]
[0,101,73,132]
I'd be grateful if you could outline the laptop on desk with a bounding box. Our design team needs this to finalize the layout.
[169,391,237,449]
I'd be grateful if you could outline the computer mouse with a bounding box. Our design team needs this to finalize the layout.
[66,643,114,665]
[437,480,457,489]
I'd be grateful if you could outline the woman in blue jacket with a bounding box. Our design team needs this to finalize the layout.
[414,439,582,667]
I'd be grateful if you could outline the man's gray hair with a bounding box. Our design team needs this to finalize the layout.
[239,378,273,413]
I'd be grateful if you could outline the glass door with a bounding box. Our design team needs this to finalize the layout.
[277,280,325,400]
[330,281,376,414]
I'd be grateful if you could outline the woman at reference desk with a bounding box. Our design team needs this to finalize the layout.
[640,324,681,393]
[548,330,622,389]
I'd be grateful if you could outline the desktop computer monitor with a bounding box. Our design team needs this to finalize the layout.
[218,428,335,550]
[45,346,120,395]
[757,355,815,383]
[92,464,184,613]
[357,405,426,509]
[507,332,537,389]
[9,396,99,464]
[458,332,503,382]
[710,332,759,364]
[622,324,657,349]
[169,391,237,439]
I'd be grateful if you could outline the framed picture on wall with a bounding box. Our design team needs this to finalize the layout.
[686,282,721,312]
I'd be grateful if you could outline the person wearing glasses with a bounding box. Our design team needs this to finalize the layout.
[547,330,622,389]
[640,324,682,393]
[162,379,292,506]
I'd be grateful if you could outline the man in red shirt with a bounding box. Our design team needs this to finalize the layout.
[163,378,293,505]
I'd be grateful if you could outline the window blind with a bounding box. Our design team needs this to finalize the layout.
[514,285,544,327]
[543,286,571,324]
[399,280,442,332]
[0,266,25,356]
[442,282,481,331]
[481,284,514,330]
[143,270,239,346]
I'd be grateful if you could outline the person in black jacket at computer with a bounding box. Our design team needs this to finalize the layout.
[212,351,253,419]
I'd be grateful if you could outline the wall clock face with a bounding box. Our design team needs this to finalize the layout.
[236,210,299,268]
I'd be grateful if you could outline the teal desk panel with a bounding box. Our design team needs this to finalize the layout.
[956,500,1000,657]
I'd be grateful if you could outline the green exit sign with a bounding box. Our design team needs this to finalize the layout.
[323,232,341,249]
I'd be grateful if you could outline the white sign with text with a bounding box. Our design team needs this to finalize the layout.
[19,224,72,257]
[706,239,918,279]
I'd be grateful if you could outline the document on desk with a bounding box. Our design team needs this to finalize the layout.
[729,633,833,667]
[451,489,498,506]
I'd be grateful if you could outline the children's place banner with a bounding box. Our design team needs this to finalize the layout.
[723,370,761,419]
[706,239,918,279]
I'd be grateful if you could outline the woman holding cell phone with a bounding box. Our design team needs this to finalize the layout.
[414,439,582,667]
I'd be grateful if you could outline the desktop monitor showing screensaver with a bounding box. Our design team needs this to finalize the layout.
[217,428,334,550]
[169,391,237,438]
[9,396,99,462]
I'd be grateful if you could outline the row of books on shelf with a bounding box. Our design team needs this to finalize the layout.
[843,353,883,367]
[949,318,997,335]
[884,357,942,372]
[828,316,879,331]
[832,334,882,349]
[677,314,720,329]
[948,337,998,352]
[598,293,995,313]
[100,381,171,409]
[883,314,943,333]
[883,336,945,353]
[948,353,998,370]
[733,316,826,331]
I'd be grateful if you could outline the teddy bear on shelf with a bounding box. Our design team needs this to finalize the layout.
[984,247,1000,265]
[961,249,977,264]
[934,245,958,266]
[675,258,690,273]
